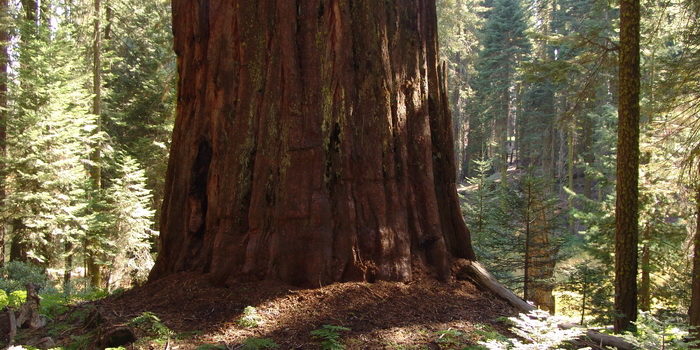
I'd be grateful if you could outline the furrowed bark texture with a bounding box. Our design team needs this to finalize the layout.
[614,0,640,334]
[150,0,476,287]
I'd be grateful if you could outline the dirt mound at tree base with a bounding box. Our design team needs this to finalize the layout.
[84,273,517,349]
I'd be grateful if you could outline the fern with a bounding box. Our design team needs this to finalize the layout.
[241,337,279,349]
[310,325,351,350]
[195,344,226,350]
[128,311,173,339]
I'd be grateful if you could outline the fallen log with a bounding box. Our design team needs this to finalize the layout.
[456,260,635,350]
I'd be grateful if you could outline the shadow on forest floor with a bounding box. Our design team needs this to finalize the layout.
[28,273,523,349]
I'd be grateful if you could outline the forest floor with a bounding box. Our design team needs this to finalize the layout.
[20,273,527,349]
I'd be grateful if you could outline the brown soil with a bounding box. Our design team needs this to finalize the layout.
[74,273,517,349]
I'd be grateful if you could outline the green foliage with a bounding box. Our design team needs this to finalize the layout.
[40,293,71,318]
[66,331,96,350]
[0,0,167,293]
[4,12,96,266]
[237,306,262,328]
[101,154,156,287]
[557,261,612,325]
[469,324,508,345]
[435,329,466,348]
[479,310,584,349]
[8,290,27,308]
[462,159,524,291]
[195,344,227,350]
[0,290,7,309]
[621,312,700,349]
[128,311,172,339]
[0,261,52,293]
[46,320,73,338]
[310,325,351,350]
[104,0,176,233]
[241,337,279,350]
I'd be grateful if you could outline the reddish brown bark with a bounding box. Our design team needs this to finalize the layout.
[690,181,700,344]
[614,0,640,333]
[150,0,476,287]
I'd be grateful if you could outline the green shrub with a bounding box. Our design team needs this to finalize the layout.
[9,290,27,308]
[40,293,71,318]
[0,289,8,309]
[73,288,109,301]
[621,311,700,349]
[241,338,279,349]
[310,325,351,350]
[0,261,52,293]
[237,306,262,328]
[128,311,172,339]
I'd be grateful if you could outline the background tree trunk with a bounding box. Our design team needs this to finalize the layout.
[0,0,8,267]
[690,181,700,344]
[639,225,651,312]
[150,0,476,287]
[87,0,103,289]
[614,0,640,333]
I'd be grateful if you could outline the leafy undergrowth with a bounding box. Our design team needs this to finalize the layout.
[11,273,532,349]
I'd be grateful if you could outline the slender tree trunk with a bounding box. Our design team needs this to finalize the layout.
[567,120,575,234]
[0,0,9,267]
[464,111,484,178]
[87,0,103,289]
[580,280,587,325]
[689,180,700,344]
[580,111,594,199]
[63,242,72,294]
[639,225,651,312]
[104,5,112,40]
[9,219,27,262]
[450,56,462,180]
[496,76,509,185]
[557,128,566,185]
[151,0,476,287]
[20,0,37,25]
[461,138,470,180]
[524,182,531,301]
[614,0,640,333]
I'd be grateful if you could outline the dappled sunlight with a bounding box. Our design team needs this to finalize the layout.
[88,274,515,348]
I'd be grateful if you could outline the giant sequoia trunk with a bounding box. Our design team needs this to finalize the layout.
[150,0,476,287]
